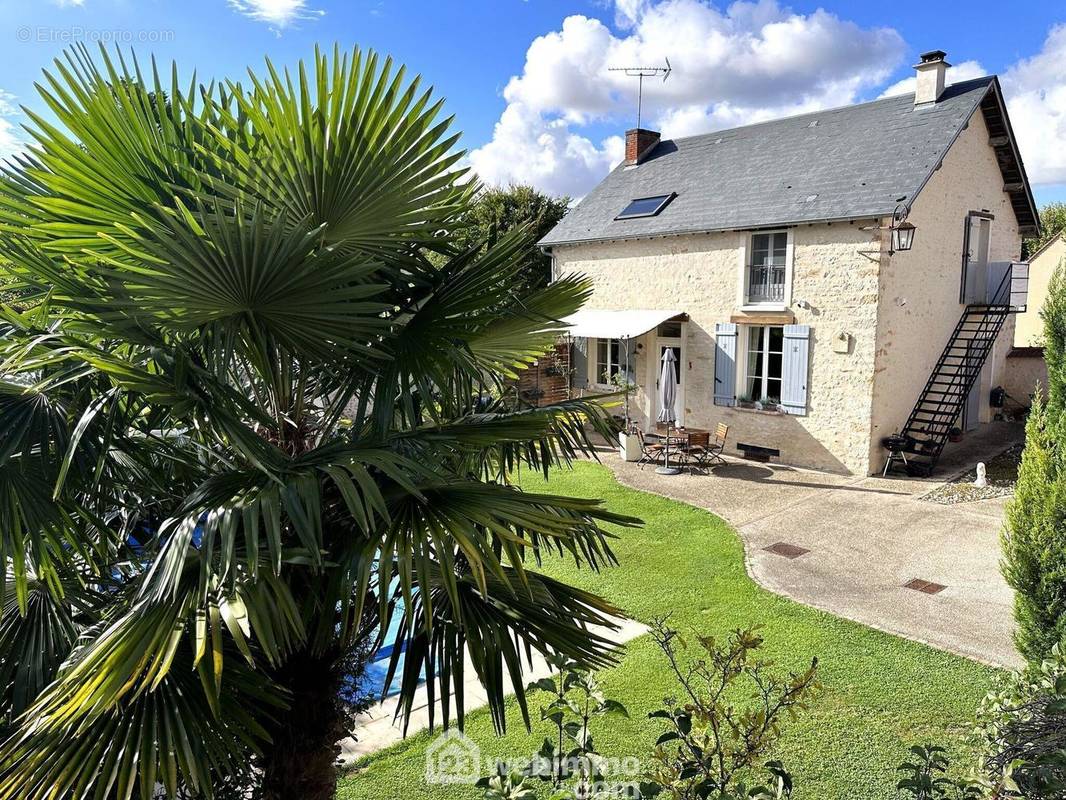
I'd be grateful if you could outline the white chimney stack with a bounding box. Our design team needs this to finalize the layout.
[914,50,950,105]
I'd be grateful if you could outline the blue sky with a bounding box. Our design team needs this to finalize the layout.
[1,0,1065,205]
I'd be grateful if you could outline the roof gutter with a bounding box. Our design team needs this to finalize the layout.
[538,213,889,250]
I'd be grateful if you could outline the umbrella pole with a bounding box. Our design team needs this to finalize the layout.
[656,420,681,475]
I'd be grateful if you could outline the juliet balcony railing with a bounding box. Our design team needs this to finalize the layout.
[746,264,786,304]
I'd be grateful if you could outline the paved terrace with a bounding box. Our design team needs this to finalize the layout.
[608,421,1024,669]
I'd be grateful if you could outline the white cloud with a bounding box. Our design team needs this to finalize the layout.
[467,101,623,198]
[0,92,25,163]
[877,59,988,98]
[999,24,1066,186]
[226,0,323,29]
[50,0,85,6]
[467,0,905,194]
[872,28,1066,187]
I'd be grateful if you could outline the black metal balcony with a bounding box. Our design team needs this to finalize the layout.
[747,264,785,304]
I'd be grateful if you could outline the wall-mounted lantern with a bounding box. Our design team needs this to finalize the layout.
[889,204,915,254]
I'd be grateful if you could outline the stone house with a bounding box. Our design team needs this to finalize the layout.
[540,52,1038,476]
[1015,233,1065,347]
[1000,232,1064,406]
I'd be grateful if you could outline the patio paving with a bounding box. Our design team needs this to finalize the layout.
[607,421,1025,669]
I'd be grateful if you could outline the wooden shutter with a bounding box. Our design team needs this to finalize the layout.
[780,324,810,416]
[713,323,737,407]
[571,337,589,389]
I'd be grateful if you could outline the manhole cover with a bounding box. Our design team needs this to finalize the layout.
[763,542,810,559]
[903,578,946,595]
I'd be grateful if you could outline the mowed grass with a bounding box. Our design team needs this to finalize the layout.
[338,461,999,800]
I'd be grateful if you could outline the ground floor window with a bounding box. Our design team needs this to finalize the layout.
[595,338,623,384]
[744,325,784,402]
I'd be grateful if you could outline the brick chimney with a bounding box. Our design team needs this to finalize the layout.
[625,128,660,165]
[914,50,950,105]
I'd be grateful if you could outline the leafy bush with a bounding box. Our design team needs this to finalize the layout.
[895,745,981,800]
[641,620,819,800]
[973,643,1066,797]
[478,654,632,800]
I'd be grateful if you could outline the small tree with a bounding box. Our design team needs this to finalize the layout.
[448,184,571,295]
[642,620,819,800]
[1003,264,1066,661]
[1025,203,1066,256]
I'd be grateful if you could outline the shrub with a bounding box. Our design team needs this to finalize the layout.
[895,745,981,800]
[641,620,819,800]
[974,643,1066,797]
[1003,262,1066,661]
[478,654,632,800]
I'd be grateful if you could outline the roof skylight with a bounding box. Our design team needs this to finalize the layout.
[615,193,675,220]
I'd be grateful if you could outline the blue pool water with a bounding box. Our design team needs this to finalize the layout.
[351,602,426,701]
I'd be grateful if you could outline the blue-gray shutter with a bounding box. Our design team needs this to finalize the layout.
[780,325,810,416]
[713,323,737,407]
[622,337,638,384]
[571,337,589,389]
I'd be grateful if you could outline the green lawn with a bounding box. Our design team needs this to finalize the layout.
[337,461,999,799]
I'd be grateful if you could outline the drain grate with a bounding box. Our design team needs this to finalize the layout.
[763,542,810,559]
[903,578,947,595]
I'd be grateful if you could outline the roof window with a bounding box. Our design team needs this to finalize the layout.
[615,193,676,220]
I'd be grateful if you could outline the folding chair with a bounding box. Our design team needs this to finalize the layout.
[690,423,729,468]
[635,429,665,470]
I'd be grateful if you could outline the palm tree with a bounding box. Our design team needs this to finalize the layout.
[0,45,635,800]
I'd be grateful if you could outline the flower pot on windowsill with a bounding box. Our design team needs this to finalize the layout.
[618,430,641,462]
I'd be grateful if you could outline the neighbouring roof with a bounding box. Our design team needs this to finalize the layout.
[540,76,1039,247]
[1027,232,1066,263]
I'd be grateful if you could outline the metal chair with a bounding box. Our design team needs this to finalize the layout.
[689,423,729,469]
[635,429,665,469]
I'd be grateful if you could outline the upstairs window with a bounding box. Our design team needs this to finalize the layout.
[746,230,788,305]
[615,193,675,220]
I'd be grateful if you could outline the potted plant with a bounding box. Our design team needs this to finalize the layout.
[948,426,963,443]
[607,371,641,461]
[737,393,755,409]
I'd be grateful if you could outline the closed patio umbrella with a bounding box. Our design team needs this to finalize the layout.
[656,348,680,475]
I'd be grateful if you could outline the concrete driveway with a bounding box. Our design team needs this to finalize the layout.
[609,422,1024,668]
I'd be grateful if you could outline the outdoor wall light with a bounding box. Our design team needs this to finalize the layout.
[888,204,915,254]
[860,203,915,256]
[891,220,916,253]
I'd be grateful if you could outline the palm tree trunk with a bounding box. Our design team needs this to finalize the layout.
[260,647,348,800]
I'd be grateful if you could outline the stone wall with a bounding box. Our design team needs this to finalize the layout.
[554,222,883,474]
[1001,348,1047,407]
[869,110,1023,470]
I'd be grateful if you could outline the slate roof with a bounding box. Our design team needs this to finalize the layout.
[540,76,1037,247]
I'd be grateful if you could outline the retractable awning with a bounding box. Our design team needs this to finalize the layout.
[561,309,685,340]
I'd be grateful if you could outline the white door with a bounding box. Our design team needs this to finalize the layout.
[650,337,685,427]
[963,215,991,304]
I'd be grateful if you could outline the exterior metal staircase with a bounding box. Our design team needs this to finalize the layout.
[891,264,1027,477]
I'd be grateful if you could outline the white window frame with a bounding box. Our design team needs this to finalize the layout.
[589,337,624,388]
[738,324,785,403]
[737,228,794,311]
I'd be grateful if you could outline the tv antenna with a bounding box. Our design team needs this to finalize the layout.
[609,58,671,130]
